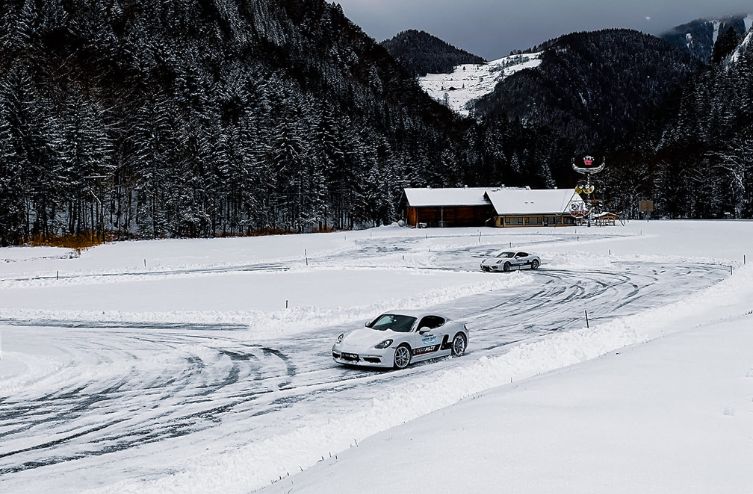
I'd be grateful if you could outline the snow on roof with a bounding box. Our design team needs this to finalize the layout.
[404,188,492,207]
[485,189,583,215]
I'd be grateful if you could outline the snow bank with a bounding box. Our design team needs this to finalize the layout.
[0,246,74,262]
[0,269,531,339]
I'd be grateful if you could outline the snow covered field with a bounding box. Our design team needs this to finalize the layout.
[419,53,543,116]
[0,221,749,493]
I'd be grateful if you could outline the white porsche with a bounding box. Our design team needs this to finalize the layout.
[332,312,469,369]
[481,250,541,272]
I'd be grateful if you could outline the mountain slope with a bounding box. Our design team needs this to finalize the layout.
[419,52,543,116]
[0,0,471,244]
[381,30,485,77]
[473,29,700,150]
[661,15,752,62]
[648,29,753,218]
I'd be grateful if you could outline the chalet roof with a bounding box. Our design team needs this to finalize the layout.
[404,187,583,215]
[484,189,583,215]
[404,187,493,207]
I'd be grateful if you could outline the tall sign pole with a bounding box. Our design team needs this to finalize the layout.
[572,156,606,227]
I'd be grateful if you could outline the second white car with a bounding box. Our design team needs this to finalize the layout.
[481,251,541,272]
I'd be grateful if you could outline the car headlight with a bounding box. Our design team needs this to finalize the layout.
[336,333,344,344]
[496,260,504,264]
[374,339,393,349]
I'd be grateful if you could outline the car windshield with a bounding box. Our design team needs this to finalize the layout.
[495,252,515,259]
[366,314,417,333]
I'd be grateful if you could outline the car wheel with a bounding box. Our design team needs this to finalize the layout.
[503,262,511,272]
[451,333,467,357]
[393,345,412,369]
[531,259,540,270]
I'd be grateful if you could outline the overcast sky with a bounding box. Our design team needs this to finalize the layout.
[337,0,752,59]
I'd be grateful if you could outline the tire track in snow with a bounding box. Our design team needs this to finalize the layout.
[0,257,727,490]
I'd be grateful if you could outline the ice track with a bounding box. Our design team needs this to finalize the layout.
[0,235,728,492]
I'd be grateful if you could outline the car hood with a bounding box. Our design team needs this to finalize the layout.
[341,327,401,348]
[481,258,504,265]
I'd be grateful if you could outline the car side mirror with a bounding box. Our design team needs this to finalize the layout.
[418,327,432,334]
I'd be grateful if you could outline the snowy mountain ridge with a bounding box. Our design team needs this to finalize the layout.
[729,26,753,64]
[662,14,753,62]
[418,52,543,116]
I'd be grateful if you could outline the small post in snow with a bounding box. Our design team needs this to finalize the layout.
[56,271,59,280]
[305,249,308,266]
[730,265,733,275]
[285,300,289,309]
[144,259,147,269]
[585,309,590,328]
[744,255,747,265]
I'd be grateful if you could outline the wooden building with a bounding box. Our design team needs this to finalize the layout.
[594,212,620,226]
[403,187,584,228]
[484,189,583,228]
[403,188,495,227]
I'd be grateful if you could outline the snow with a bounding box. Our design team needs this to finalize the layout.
[0,221,751,494]
[745,14,753,32]
[0,233,356,282]
[256,226,753,494]
[263,273,753,493]
[0,246,74,262]
[404,187,584,215]
[712,19,721,44]
[0,268,526,339]
[403,187,493,207]
[419,52,543,116]
[730,29,752,63]
[485,188,583,215]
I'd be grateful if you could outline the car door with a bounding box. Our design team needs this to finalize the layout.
[515,252,529,268]
[410,316,447,361]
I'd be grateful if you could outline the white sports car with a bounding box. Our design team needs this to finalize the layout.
[481,251,541,272]
[332,311,469,369]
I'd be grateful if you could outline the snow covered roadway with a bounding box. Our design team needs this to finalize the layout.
[0,224,736,493]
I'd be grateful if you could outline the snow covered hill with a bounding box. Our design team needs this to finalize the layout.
[418,52,543,116]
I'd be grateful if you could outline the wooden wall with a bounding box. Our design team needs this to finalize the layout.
[406,206,495,227]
